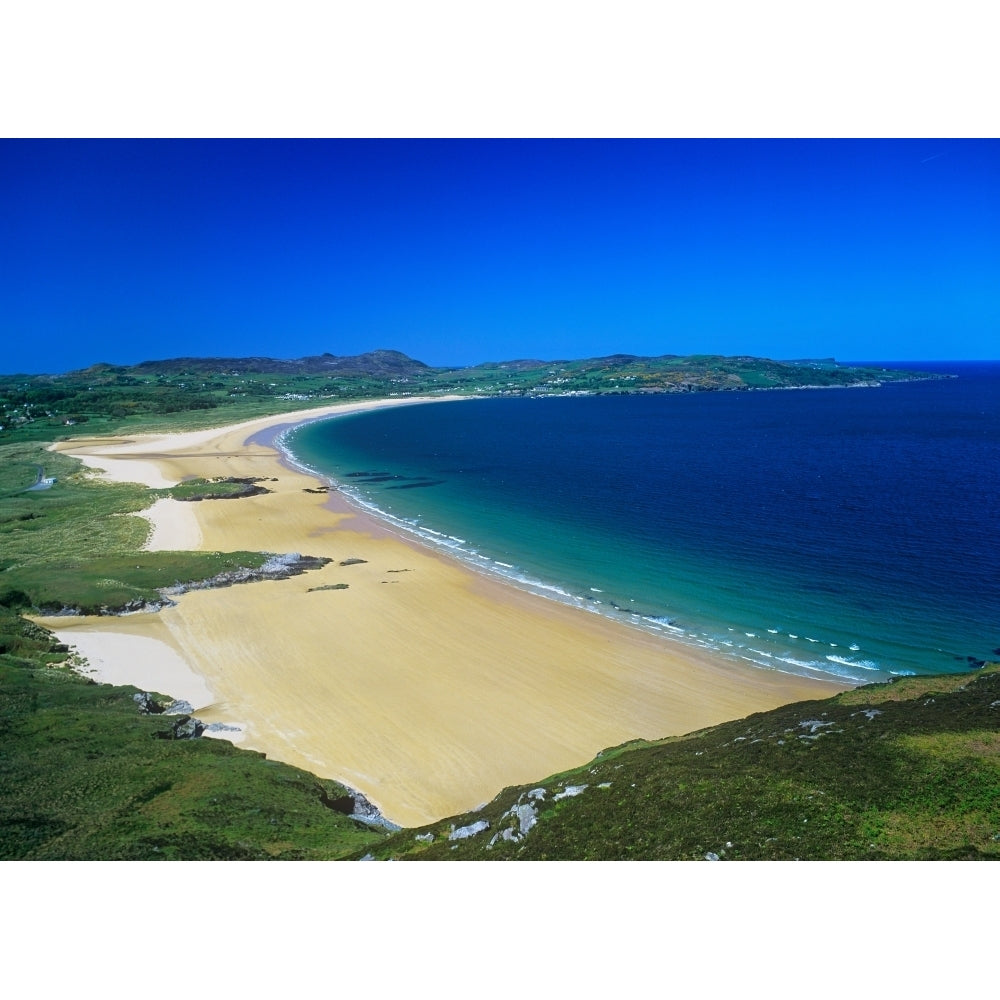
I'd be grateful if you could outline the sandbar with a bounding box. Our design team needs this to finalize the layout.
[40,396,848,827]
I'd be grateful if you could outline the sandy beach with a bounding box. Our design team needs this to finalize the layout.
[40,396,848,828]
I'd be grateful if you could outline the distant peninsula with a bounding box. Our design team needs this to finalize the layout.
[0,351,949,442]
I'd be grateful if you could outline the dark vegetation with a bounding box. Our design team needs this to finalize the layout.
[1,349,985,861]
[164,477,274,502]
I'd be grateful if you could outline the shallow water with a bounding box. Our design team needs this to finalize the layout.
[285,362,1000,684]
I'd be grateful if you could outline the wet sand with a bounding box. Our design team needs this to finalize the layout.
[41,396,848,827]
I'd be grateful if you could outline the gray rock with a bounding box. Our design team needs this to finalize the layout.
[350,790,401,831]
[172,716,205,739]
[153,715,205,739]
[449,819,490,840]
[515,803,537,835]
[132,692,164,714]
[204,721,241,734]
[798,719,835,734]
[554,784,588,801]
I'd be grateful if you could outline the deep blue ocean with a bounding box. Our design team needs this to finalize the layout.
[284,362,1000,685]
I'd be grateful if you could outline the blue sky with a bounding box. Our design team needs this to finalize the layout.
[1,139,997,373]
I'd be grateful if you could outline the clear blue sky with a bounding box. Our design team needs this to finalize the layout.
[2,138,997,373]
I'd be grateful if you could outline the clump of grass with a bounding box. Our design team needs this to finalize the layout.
[160,477,272,502]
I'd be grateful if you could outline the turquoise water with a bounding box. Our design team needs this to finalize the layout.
[283,364,1000,685]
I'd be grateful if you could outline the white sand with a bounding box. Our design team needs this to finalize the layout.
[50,620,215,709]
[143,497,203,550]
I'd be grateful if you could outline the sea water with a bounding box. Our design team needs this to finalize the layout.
[284,362,1000,685]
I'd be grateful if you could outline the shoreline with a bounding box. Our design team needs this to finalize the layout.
[40,396,849,828]
[274,404,883,686]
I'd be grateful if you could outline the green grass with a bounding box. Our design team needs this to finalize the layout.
[0,608,387,860]
[1,550,269,614]
[1,355,946,447]
[1,441,152,566]
[161,477,272,501]
[0,442,274,614]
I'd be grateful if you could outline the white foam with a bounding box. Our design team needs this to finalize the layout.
[776,655,825,671]
[826,654,880,671]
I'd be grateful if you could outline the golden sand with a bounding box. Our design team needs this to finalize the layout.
[41,397,848,827]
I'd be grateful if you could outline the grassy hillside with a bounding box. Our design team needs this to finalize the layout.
[0,607,388,860]
[369,666,1000,860]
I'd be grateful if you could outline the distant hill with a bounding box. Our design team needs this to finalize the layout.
[58,349,946,390]
[1,350,951,445]
[125,349,432,378]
